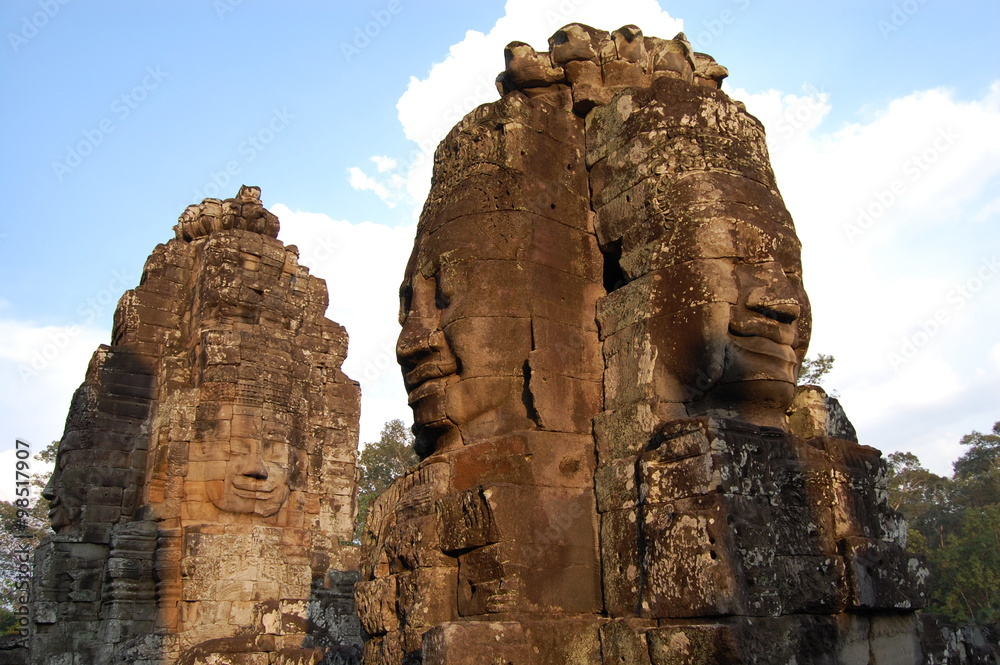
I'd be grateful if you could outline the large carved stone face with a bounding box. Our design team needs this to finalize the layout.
[647,171,811,427]
[396,233,536,457]
[196,437,291,517]
[41,431,124,533]
[41,444,83,532]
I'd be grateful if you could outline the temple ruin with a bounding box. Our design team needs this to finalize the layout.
[31,187,362,664]
[28,22,968,665]
[356,24,927,664]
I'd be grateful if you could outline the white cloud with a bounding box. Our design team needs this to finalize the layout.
[273,205,416,444]
[393,0,684,205]
[0,319,108,497]
[371,155,398,173]
[731,82,1000,474]
[347,162,411,211]
[730,84,831,158]
[347,166,396,208]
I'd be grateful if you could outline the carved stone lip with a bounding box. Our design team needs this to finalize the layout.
[729,317,796,348]
[230,481,278,498]
[403,359,459,397]
[407,375,452,405]
[728,333,797,363]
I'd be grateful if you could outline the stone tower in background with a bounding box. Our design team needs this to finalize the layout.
[31,186,363,664]
[357,24,926,664]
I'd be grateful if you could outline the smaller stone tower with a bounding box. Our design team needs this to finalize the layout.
[32,186,363,664]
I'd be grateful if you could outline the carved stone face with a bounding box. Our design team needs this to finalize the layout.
[647,171,811,427]
[397,247,535,457]
[41,446,82,532]
[198,438,291,517]
[41,431,120,533]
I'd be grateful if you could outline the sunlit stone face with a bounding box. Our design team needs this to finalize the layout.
[196,437,292,517]
[396,239,535,457]
[645,171,811,427]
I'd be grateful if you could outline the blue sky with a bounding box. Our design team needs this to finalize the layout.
[1,0,998,495]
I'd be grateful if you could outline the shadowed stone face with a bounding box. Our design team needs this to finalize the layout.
[649,173,810,426]
[42,445,83,532]
[32,187,363,665]
[366,23,924,665]
[590,76,812,429]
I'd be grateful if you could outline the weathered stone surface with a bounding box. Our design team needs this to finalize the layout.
[920,615,1000,665]
[358,21,926,665]
[359,30,610,661]
[28,20,930,665]
[32,188,361,664]
[788,384,859,442]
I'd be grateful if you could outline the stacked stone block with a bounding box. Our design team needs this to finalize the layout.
[356,78,608,664]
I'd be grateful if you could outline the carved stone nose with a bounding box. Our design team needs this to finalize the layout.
[239,449,269,480]
[745,264,801,324]
[241,465,268,481]
[396,319,435,366]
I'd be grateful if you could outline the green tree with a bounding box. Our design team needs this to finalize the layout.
[887,422,1000,624]
[930,505,1000,624]
[354,420,419,541]
[952,422,1000,509]
[886,451,954,549]
[797,353,835,386]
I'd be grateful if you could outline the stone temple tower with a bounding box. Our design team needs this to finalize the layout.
[32,186,363,664]
[357,24,927,664]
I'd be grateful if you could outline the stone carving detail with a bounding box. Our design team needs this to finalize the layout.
[357,73,606,663]
[31,186,362,664]
[26,24,933,665]
[359,23,927,664]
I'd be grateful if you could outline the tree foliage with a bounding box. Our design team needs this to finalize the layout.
[797,353,836,386]
[354,420,419,541]
[887,422,1000,624]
